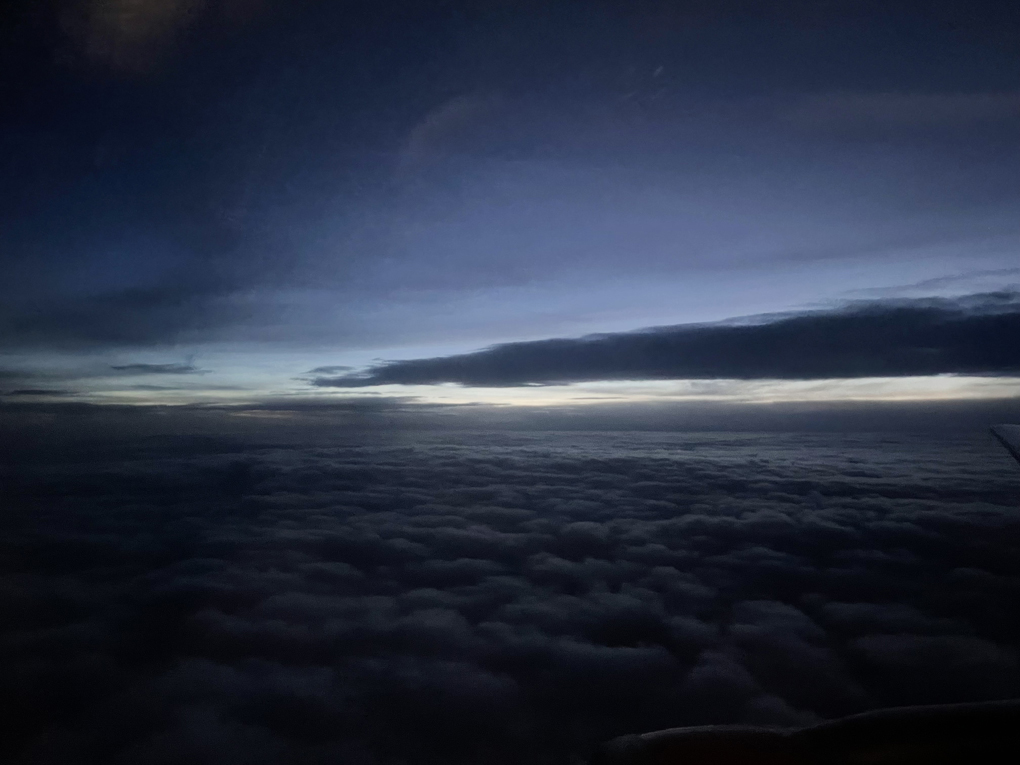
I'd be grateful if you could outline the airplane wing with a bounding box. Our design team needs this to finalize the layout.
[991,424,1020,466]
[593,699,1020,764]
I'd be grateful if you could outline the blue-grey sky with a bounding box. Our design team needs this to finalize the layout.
[1,0,1018,410]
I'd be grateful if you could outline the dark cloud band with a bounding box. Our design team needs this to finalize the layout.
[110,363,205,375]
[314,293,1020,387]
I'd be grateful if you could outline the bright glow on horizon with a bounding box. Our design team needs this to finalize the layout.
[34,374,1019,408]
[324,376,1020,408]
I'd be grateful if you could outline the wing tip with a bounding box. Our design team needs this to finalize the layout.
[991,424,1020,466]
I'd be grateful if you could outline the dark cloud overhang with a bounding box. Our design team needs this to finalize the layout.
[313,293,1020,388]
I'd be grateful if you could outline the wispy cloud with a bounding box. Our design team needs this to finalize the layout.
[303,365,354,375]
[4,388,76,397]
[110,362,206,375]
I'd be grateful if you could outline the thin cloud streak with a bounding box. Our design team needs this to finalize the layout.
[110,362,206,374]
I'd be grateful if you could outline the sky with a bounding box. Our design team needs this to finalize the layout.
[4,6,1020,762]
[1,0,1018,419]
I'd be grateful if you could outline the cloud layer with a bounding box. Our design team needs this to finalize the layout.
[314,294,1020,388]
[2,429,1019,763]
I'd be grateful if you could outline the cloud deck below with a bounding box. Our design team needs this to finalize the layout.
[2,430,1019,764]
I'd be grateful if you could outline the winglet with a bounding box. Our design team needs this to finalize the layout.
[991,424,1020,467]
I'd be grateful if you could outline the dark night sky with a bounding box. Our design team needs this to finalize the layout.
[1,0,1017,413]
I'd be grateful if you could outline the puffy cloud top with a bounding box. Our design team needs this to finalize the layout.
[2,430,1019,763]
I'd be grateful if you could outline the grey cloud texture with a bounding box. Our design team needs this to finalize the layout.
[314,293,1020,387]
[2,429,1019,763]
